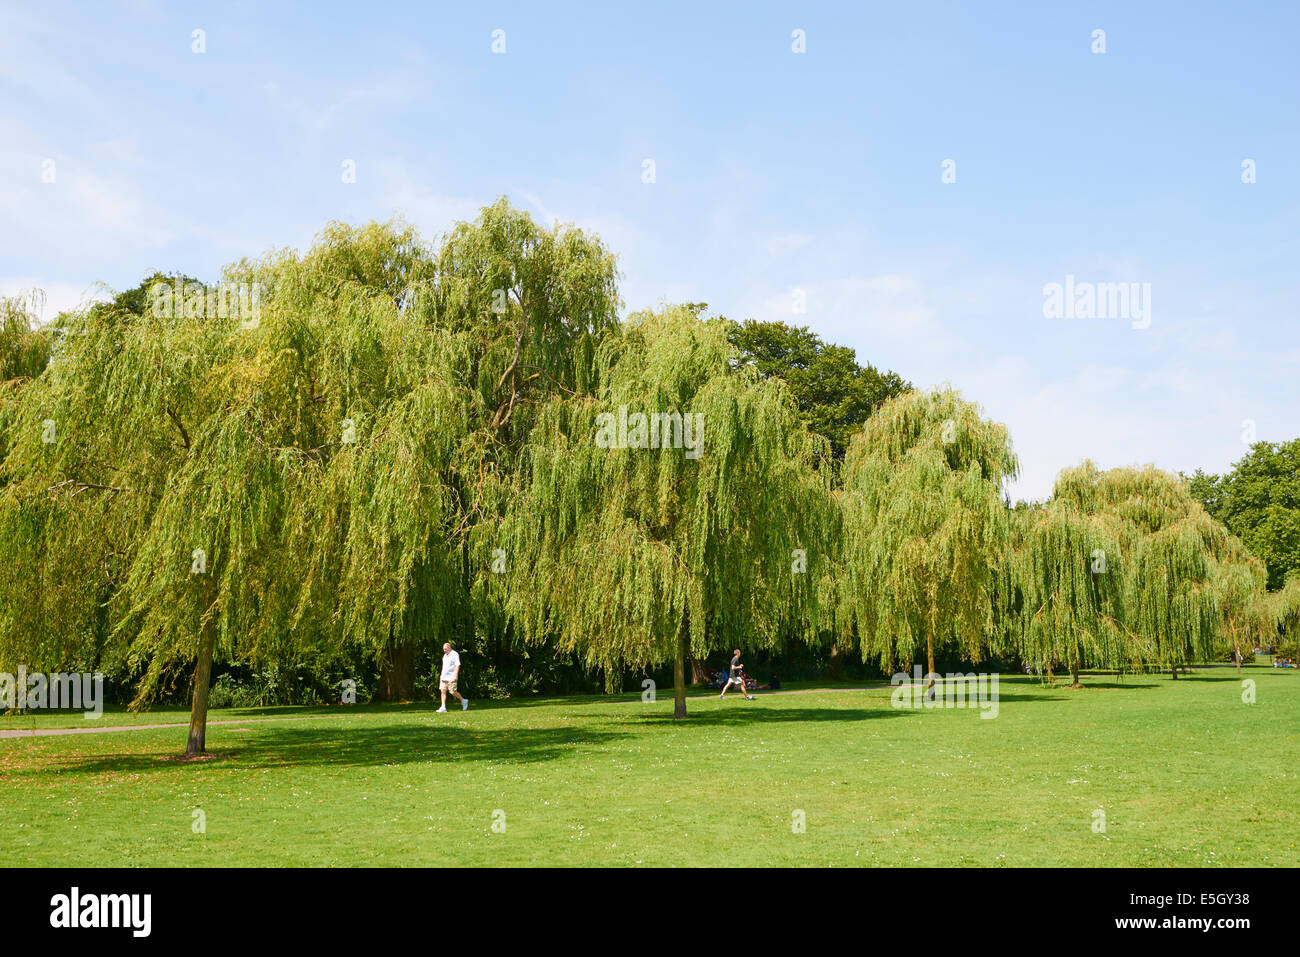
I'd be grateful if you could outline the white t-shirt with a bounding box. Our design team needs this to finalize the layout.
[441,650,461,681]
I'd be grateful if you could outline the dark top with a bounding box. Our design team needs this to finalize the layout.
[730,655,742,676]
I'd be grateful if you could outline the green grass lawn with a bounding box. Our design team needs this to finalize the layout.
[2,668,1296,866]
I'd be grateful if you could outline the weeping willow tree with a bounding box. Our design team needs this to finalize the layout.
[1000,478,1145,687]
[416,198,622,690]
[1051,462,1226,678]
[0,479,112,692]
[1211,536,1274,674]
[224,199,621,697]
[838,386,1017,679]
[507,305,836,718]
[0,240,461,752]
[0,273,240,746]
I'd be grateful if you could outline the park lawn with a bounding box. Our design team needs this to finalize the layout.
[1,669,1296,867]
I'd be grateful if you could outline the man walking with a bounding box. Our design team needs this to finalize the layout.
[719,648,754,700]
[437,642,468,712]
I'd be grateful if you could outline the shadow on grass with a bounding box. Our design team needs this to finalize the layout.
[641,705,907,726]
[1165,671,1259,684]
[40,723,631,777]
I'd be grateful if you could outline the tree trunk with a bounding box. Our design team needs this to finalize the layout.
[689,656,710,684]
[1231,623,1242,676]
[1070,655,1081,689]
[925,633,936,700]
[186,603,216,757]
[1170,663,1178,679]
[673,624,689,719]
[828,643,843,681]
[1046,659,1055,686]
[378,628,414,702]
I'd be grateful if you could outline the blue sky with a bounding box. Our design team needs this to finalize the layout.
[3,0,1297,499]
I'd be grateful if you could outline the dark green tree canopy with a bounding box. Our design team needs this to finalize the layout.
[727,319,910,460]
[1188,439,1300,590]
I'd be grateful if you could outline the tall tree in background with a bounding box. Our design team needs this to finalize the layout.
[727,319,910,460]
[1187,439,1300,591]
[838,387,1018,679]
[508,306,836,717]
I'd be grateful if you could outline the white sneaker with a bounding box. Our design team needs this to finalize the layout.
[436,706,447,713]
[461,698,469,711]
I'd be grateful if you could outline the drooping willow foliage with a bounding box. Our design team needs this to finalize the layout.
[1211,535,1275,672]
[506,306,837,716]
[0,233,457,750]
[837,386,1018,673]
[0,291,53,385]
[1058,463,1228,673]
[1003,461,1244,681]
[0,292,54,468]
[1266,573,1300,657]
[0,277,233,694]
[997,497,1136,685]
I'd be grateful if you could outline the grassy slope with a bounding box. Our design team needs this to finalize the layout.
[1,669,1296,867]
